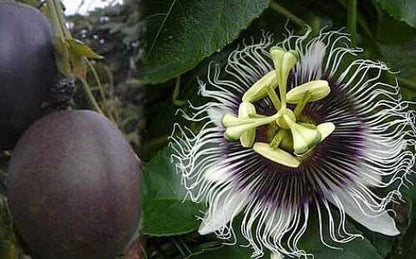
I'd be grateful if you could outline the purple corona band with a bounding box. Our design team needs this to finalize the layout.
[218,63,366,206]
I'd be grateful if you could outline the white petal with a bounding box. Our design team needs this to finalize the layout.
[328,188,399,236]
[271,253,284,259]
[207,105,230,127]
[358,163,382,187]
[198,189,249,235]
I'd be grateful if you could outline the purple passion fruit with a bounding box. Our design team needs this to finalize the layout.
[8,110,141,259]
[0,2,58,150]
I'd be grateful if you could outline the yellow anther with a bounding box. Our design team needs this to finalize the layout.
[242,71,278,103]
[287,80,330,104]
[253,142,300,168]
[284,115,322,156]
[317,122,336,141]
[239,102,257,147]
[270,47,298,109]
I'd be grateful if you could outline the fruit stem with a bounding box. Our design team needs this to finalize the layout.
[269,1,307,28]
[347,0,357,46]
[84,58,115,122]
[46,0,114,122]
[45,0,65,40]
[78,77,105,116]
[55,0,72,39]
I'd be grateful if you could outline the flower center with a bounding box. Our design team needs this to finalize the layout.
[221,47,335,168]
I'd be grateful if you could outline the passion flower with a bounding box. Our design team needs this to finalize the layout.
[170,29,416,257]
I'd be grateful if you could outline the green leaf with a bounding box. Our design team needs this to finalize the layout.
[369,13,416,101]
[389,174,416,258]
[140,0,270,84]
[66,38,104,60]
[363,232,394,258]
[191,245,252,259]
[142,146,203,236]
[143,199,202,236]
[299,213,382,259]
[376,0,416,28]
[0,197,18,259]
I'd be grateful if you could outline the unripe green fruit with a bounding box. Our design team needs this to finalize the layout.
[0,2,58,150]
[8,110,141,259]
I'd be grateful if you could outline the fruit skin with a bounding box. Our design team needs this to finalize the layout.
[8,110,141,259]
[0,2,58,150]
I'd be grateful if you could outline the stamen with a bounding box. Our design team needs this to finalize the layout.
[242,71,278,103]
[294,91,311,117]
[266,86,281,111]
[276,109,296,130]
[284,114,322,156]
[223,113,279,140]
[287,80,330,104]
[239,102,257,147]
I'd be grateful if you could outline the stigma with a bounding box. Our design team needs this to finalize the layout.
[221,47,335,168]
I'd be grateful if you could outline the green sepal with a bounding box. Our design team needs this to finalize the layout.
[253,142,300,168]
[66,38,104,60]
[53,37,104,77]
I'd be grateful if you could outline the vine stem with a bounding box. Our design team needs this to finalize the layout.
[79,77,104,115]
[84,58,116,122]
[347,0,357,46]
[269,1,307,28]
[398,77,416,91]
[172,76,186,106]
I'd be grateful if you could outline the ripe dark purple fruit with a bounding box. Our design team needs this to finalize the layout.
[8,110,141,259]
[0,2,58,150]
